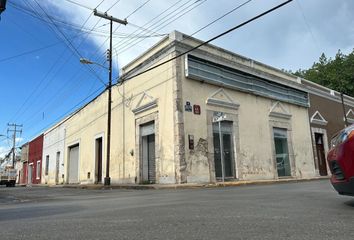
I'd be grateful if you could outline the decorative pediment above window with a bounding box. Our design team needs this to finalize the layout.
[206,88,239,110]
[132,91,158,114]
[310,110,328,126]
[346,109,354,124]
[269,101,292,119]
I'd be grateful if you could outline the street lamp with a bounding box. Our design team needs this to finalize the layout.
[80,58,109,70]
[0,0,7,14]
[80,56,112,186]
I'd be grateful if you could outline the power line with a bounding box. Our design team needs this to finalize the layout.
[63,0,93,11]
[38,70,175,149]
[112,0,186,49]
[116,0,207,54]
[126,0,151,19]
[2,1,103,135]
[9,2,116,36]
[26,85,106,140]
[9,1,119,129]
[121,0,294,82]
[8,1,106,124]
[189,0,253,37]
[0,33,86,63]
[89,0,165,63]
[105,0,121,12]
[295,0,321,53]
[80,0,157,80]
[32,0,107,84]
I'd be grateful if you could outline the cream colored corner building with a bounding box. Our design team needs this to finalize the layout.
[42,31,316,185]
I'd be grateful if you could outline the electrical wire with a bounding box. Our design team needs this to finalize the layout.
[63,0,92,11]
[113,0,194,50]
[32,0,107,85]
[121,0,294,82]
[189,0,253,37]
[116,0,207,54]
[295,0,321,53]
[81,0,158,79]
[38,71,175,149]
[8,1,107,124]
[105,0,121,12]
[8,0,115,134]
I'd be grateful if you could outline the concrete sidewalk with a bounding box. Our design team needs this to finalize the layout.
[33,176,330,190]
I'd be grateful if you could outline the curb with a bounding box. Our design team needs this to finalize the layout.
[53,177,329,190]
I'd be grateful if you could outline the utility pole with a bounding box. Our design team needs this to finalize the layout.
[93,9,127,186]
[7,123,22,168]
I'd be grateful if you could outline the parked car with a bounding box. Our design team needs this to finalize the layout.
[327,124,354,196]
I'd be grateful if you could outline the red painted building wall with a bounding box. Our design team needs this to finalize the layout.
[28,134,43,184]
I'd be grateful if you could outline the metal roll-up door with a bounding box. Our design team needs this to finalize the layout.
[68,145,79,184]
[141,122,154,136]
[141,122,156,183]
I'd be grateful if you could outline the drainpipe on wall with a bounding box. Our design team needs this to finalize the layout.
[340,92,348,127]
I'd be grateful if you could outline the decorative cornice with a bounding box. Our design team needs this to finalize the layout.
[206,88,239,110]
[269,101,292,119]
[206,98,239,110]
[132,99,158,114]
[310,111,328,126]
[269,111,292,119]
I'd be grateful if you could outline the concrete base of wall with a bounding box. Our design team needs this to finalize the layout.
[159,176,175,184]
[187,176,209,183]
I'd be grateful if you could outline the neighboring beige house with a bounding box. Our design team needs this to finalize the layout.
[19,142,29,184]
[43,31,317,185]
[42,115,70,185]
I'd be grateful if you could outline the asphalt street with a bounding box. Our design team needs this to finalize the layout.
[0,180,353,240]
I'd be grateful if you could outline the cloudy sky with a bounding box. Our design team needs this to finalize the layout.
[1,0,353,157]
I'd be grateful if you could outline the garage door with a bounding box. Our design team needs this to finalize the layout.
[68,145,79,184]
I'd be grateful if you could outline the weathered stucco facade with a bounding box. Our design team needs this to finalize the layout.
[20,143,29,184]
[173,32,315,182]
[302,80,354,177]
[42,119,67,185]
[42,31,319,185]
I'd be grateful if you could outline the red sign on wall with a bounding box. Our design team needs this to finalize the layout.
[193,105,201,115]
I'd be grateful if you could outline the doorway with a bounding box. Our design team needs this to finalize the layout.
[273,128,291,177]
[315,133,327,176]
[95,137,103,184]
[68,144,79,184]
[55,152,60,184]
[213,121,234,180]
[28,164,33,185]
[140,122,156,184]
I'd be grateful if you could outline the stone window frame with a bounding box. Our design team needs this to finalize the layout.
[311,127,330,176]
[206,109,240,183]
[269,115,296,179]
[36,160,41,180]
[135,111,160,184]
[45,155,49,176]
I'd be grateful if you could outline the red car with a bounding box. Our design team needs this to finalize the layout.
[327,124,354,196]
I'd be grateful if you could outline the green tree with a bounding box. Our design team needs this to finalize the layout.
[292,49,354,97]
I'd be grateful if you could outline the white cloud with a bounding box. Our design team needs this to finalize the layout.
[0,145,11,159]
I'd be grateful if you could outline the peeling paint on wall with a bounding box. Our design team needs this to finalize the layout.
[186,138,210,183]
